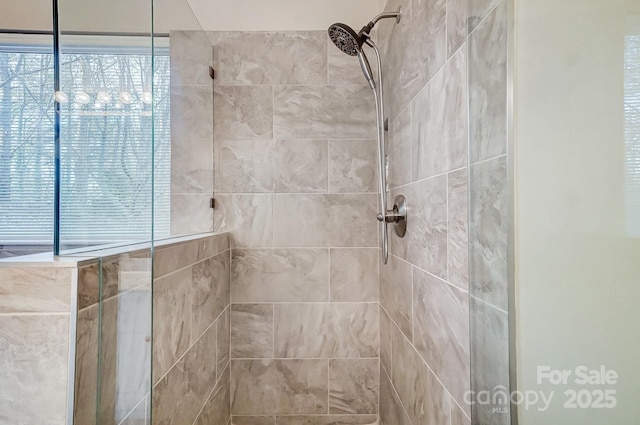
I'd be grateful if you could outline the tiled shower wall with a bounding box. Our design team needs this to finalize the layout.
[377,0,510,424]
[208,31,381,424]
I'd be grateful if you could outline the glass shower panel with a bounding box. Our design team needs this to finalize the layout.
[467,0,514,424]
[56,1,155,424]
[57,1,155,253]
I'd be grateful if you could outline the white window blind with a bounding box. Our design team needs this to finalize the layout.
[0,39,170,246]
[625,35,640,238]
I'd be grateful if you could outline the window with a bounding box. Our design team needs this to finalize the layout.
[625,35,640,237]
[0,36,170,248]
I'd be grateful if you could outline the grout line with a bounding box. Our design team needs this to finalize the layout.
[215,191,379,196]
[0,311,71,317]
[153,305,227,386]
[446,171,450,283]
[230,246,379,250]
[154,248,231,280]
[395,316,469,416]
[229,357,381,361]
[469,153,508,168]
[381,364,413,425]
[386,252,470,294]
[230,301,379,306]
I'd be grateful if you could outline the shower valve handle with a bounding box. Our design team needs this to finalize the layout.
[377,210,402,223]
[376,195,407,237]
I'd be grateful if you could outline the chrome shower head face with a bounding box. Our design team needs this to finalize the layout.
[328,23,362,56]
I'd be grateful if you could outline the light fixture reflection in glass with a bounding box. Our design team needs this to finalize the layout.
[141,91,152,105]
[75,91,91,105]
[54,91,68,104]
[96,91,112,104]
[114,101,123,109]
[119,91,132,104]
[94,102,103,109]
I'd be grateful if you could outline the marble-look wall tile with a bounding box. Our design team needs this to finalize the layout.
[330,248,378,302]
[379,366,412,425]
[78,262,100,309]
[231,249,329,302]
[469,1,507,163]
[231,359,328,415]
[197,234,231,259]
[214,194,273,247]
[277,416,378,425]
[170,31,213,86]
[384,0,447,118]
[273,194,377,247]
[452,405,472,425]
[389,174,448,277]
[215,139,328,193]
[273,140,328,193]
[154,241,200,279]
[413,269,470,412]
[170,194,214,235]
[215,86,273,140]
[217,306,231,378]
[469,156,507,309]
[470,297,510,425]
[171,85,214,194]
[274,303,378,358]
[329,359,379,414]
[109,255,152,294]
[171,85,214,149]
[98,297,118,425]
[379,254,412,340]
[468,0,501,31]
[0,267,72,313]
[191,252,230,343]
[448,168,469,289]
[380,308,393,377]
[328,139,377,193]
[273,86,375,139]
[412,47,468,180]
[119,396,148,425]
[233,416,275,425]
[209,31,327,85]
[231,304,274,358]
[153,323,217,425]
[215,140,275,193]
[328,36,367,85]
[154,235,227,279]
[0,315,69,424]
[391,326,451,425]
[153,267,192,382]
[74,305,99,425]
[387,106,412,189]
[447,0,468,57]
[194,364,231,425]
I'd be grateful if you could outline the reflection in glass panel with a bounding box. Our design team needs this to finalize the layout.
[0,39,55,257]
[58,38,170,251]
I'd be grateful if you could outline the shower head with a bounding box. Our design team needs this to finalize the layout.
[327,23,366,56]
[327,22,377,89]
[327,7,402,56]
